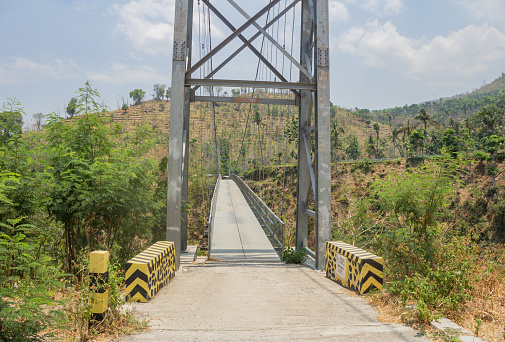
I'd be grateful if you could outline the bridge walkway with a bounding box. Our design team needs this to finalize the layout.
[121,179,429,341]
[210,179,280,262]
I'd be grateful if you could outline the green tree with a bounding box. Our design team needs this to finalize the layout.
[373,123,380,157]
[165,87,171,101]
[415,108,440,133]
[0,99,24,146]
[477,104,503,136]
[372,156,471,319]
[75,81,102,115]
[331,122,345,161]
[365,135,376,159]
[66,97,77,118]
[0,173,64,341]
[129,89,146,105]
[482,135,505,190]
[345,134,360,160]
[441,129,459,157]
[409,129,425,156]
[153,84,166,100]
[45,86,159,272]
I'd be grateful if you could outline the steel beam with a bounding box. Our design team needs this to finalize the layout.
[186,0,281,76]
[181,88,191,252]
[201,0,293,92]
[186,79,316,90]
[226,0,312,79]
[315,0,332,270]
[191,0,301,96]
[167,0,192,269]
[192,95,298,106]
[295,0,313,254]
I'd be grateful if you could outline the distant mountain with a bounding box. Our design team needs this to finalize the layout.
[357,72,505,127]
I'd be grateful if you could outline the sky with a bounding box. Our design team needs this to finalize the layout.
[1,0,505,126]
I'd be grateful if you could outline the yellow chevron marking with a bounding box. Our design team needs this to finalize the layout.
[128,291,148,303]
[125,277,149,293]
[125,263,148,279]
[360,276,383,294]
[326,241,383,295]
[125,241,176,303]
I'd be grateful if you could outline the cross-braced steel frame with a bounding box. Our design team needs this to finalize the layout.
[167,0,331,269]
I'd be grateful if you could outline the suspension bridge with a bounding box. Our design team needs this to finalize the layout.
[120,0,430,340]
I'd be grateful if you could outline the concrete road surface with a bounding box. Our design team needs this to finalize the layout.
[121,259,428,341]
[121,181,428,341]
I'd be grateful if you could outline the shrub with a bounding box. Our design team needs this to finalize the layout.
[0,218,65,341]
[283,246,307,264]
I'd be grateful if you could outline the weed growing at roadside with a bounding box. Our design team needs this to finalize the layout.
[283,246,307,264]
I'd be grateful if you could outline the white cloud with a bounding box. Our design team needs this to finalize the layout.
[337,20,505,86]
[112,0,175,56]
[0,57,79,84]
[329,1,350,22]
[86,62,162,84]
[452,0,505,21]
[346,0,403,15]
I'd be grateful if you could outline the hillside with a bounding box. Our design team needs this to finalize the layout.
[350,72,505,129]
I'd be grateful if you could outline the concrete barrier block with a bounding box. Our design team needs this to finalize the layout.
[89,250,109,321]
[325,241,383,294]
[125,241,176,302]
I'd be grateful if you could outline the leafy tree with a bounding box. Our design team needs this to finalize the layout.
[129,89,146,105]
[33,113,44,131]
[441,129,459,157]
[122,103,128,113]
[153,83,166,100]
[477,104,503,136]
[331,122,345,161]
[0,173,64,341]
[482,135,505,189]
[365,135,376,158]
[66,97,77,118]
[45,86,159,272]
[372,156,471,319]
[75,81,102,115]
[345,134,360,160]
[0,99,24,146]
[415,108,440,133]
[373,123,380,156]
[284,116,298,145]
[165,87,171,100]
[409,129,425,156]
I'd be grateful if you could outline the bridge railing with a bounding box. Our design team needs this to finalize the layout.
[230,175,285,258]
[207,174,221,257]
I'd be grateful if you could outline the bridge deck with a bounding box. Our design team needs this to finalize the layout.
[211,179,280,262]
[121,178,430,341]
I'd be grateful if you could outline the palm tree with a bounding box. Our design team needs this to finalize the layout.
[478,104,503,136]
[373,123,380,158]
[394,120,414,157]
[415,108,440,133]
[331,122,345,162]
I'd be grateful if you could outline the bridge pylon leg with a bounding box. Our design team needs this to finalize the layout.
[295,0,331,270]
[167,0,193,269]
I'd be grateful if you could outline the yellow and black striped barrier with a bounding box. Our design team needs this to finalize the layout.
[89,250,109,321]
[325,241,383,294]
[125,241,176,302]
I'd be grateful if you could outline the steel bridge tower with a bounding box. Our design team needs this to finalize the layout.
[167,0,331,269]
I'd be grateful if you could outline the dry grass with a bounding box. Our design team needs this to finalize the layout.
[46,283,148,341]
[365,245,505,342]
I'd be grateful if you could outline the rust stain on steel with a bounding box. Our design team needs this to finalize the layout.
[236,97,258,103]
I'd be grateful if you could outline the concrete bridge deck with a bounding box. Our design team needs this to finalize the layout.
[121,179,429,341]
[210,180,281,262]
